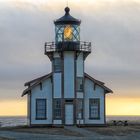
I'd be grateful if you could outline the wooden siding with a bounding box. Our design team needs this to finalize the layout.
[84,78,105,124]
[27,93,31,126]
[30,78,52,125]
[76,92,84,98]
[76,52,84,77]
[76,53,84,99]
[64,52,75,98]
[53,73,62,98]
[53,120,62,125]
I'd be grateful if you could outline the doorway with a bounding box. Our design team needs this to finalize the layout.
[65,104,74,125]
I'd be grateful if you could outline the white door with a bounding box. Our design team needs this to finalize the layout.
[65,104,74,125]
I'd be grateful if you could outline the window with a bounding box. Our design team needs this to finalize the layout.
[53,58,62,72]
[55,25,80,43]
[36,99,46,120]
[89,99,100,119]
[39,83,42,90]
[54,99,62,119]
[76,99,83,119]
[64,25,73,41]
[76,77,83,92]
[55,25,64,42]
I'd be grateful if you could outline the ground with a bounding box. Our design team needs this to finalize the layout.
[0,125,140,140]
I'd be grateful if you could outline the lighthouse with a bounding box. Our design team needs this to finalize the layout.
[22,7,113,126]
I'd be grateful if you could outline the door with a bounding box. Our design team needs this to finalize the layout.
[65,104,74,125]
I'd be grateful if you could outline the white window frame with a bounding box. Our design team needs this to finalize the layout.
[36,99,47,120]
[53,99,62,119]
[53,58,62,73]
[76,77,84,92]
[89,99,100,119]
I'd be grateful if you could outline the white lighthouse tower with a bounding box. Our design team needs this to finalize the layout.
[22,7,113,126]
[45,7,91,125]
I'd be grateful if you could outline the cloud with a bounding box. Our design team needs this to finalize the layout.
[0,0,140,100]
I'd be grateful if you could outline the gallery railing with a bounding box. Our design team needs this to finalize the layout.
[44,41,92,54]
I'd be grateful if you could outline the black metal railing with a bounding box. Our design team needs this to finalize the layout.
[44,41,92,54]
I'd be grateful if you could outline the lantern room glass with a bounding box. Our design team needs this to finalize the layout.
[55,24,80,43]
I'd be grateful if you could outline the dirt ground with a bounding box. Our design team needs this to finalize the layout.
[0,125,140,136]
[0,126,82,137]
[0,124,140,140]
[0,137,14,140]
[86,125,140,136]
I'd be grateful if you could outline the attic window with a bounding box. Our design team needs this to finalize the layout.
[40,83,42,90]
[89,99,100,119]
[53,58,62,72]
[93,83,96,90]
[76,77,83,92]
[53,99,62,119]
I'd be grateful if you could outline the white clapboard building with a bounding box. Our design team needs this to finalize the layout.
[22,7,113,126]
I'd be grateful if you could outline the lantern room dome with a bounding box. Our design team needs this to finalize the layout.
[54,7,81,25]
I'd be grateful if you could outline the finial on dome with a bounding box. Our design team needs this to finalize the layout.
[54,6,81,25]
[65,7,70,15]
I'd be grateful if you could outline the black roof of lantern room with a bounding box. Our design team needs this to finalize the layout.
[54,7,81,25]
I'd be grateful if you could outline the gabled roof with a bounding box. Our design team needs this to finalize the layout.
[85,73,105,85]
[24,73,52,86]
[22,73,52,97]
[85,73,113,94]
[22,72,113,97]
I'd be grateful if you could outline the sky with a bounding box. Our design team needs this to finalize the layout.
[0,0,140,116]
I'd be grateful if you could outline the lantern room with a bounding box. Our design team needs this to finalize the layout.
[54,7,81,43]
[44,7,91,60]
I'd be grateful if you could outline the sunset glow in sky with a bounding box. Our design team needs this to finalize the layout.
[0,97,140,116]
[0,0,140,116]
